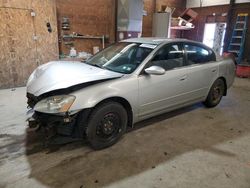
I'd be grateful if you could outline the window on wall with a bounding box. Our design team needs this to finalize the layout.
[150,44,184,70]
[184,44,215,64]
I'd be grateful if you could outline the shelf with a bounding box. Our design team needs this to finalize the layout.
[63,35,104,40]
[62,35,106,48]
[170,26,194,30]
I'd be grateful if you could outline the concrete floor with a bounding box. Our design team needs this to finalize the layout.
[0,78,250,188]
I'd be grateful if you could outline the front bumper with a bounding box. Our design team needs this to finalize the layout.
[26,92,90,144]
[27,109,82,144]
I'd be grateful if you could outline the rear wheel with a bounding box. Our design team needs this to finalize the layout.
[86,101,127,150]
[203,79,225,108]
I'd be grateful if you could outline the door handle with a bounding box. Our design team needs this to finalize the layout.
[179,75,187,81]
[212,69,217,73]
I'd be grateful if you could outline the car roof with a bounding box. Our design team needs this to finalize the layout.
[121,37,190,45]
[121,37,215,53]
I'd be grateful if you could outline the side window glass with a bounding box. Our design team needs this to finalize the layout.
[151,44,184,70]
[133,47,152,64]
[184,44,213,64]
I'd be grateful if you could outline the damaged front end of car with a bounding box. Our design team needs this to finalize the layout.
[26,92,90,144]
[25,61,123,145]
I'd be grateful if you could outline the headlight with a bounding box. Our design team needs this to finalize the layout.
[34,95,76,114]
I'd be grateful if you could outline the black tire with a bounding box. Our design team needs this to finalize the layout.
[86,101,127,150]
[203,79,225,108]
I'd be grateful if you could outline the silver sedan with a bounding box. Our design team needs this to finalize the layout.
[26,38,235,149]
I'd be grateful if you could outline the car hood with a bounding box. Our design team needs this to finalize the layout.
[26,61,123,96]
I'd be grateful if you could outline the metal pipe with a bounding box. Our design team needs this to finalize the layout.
[0,6,33,11]
[102,35,105,49]
[115,0,118,42]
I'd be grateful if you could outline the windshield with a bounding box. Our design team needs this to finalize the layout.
[85,42,153,74]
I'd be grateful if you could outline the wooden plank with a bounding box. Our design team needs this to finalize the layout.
[0,0,59,88]
[0,8,37,88]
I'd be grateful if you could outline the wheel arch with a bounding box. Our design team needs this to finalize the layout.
[218,76,227,96]
[91,96,133,128]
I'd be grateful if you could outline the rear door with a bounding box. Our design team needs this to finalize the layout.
[182,42,219,100]
[138,42,219,119]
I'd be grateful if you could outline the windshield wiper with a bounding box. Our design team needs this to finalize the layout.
[91,64,103,68]
[84,62,104,69]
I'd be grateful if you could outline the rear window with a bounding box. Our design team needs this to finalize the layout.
[184,44,216,64]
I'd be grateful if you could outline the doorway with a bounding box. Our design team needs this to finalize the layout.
[203,23,226,55]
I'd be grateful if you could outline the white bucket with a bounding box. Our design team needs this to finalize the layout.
[93,46,100,54]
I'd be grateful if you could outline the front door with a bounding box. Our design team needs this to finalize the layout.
[138,43,192,119]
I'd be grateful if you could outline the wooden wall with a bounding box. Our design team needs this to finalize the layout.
[57,0,187,55]
[0,0,59,89]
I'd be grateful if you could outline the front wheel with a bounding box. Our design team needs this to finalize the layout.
[86,101,127,150]
[203,79,225,108]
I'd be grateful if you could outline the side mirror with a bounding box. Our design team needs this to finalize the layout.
[144,66,165,75]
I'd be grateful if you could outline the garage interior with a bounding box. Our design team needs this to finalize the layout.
[0,0,250,187]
